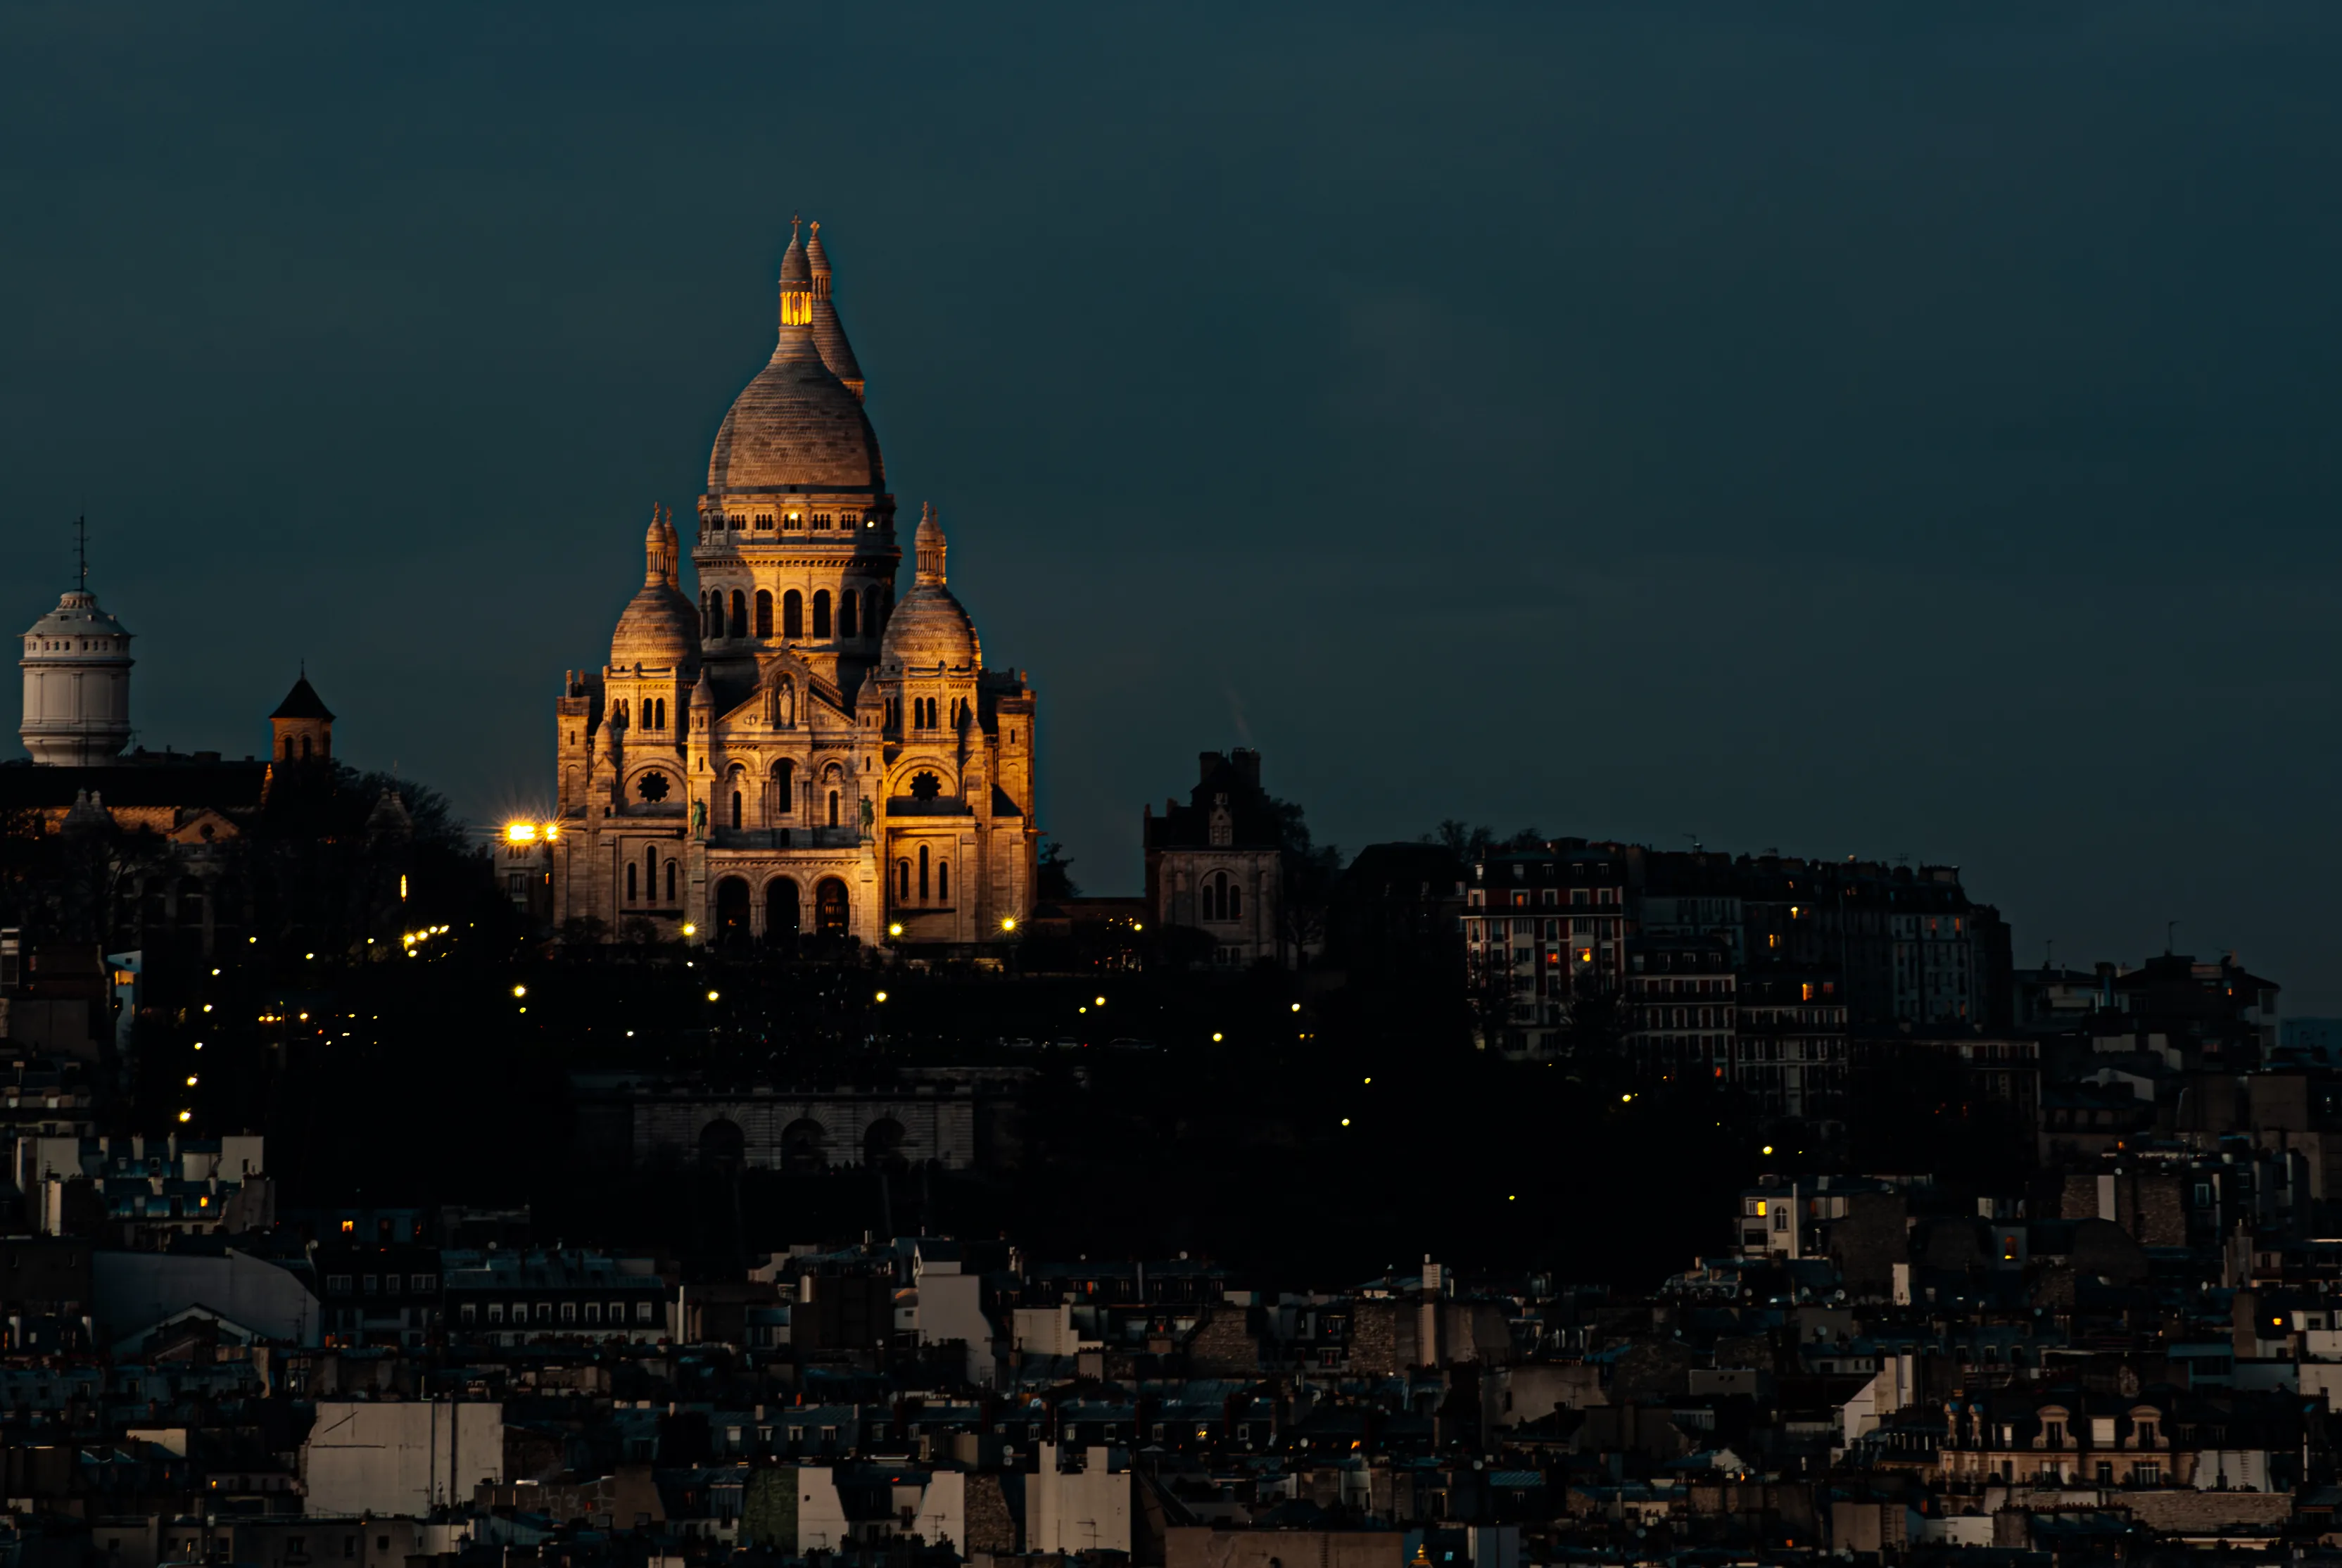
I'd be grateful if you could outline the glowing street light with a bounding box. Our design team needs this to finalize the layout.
[875,990,890,1003]
[512,985,527,999]
[705,990,720,1002]
[888,922,905,938]
[1000,917,1017,932]
[681,923,697,937]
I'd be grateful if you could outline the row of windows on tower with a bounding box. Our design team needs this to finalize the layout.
[627,852,679,906]
[612,698,668,732]
[706,511,870,533]
[885,696,967,731]
[704,586,891,642]
[896,845,949,906]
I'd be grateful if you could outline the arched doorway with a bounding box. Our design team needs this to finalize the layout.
[766,877,800,942]
[698,1118,745,1170]
[780,1118,826,1173]
[714,876,751,948]
[862,1118,907,1173]
[815,878,849,937]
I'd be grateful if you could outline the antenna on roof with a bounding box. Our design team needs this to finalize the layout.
[74,515,88,590]
[1683,833,1702,853]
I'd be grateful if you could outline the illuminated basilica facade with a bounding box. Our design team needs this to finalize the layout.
[547,221,1039,947]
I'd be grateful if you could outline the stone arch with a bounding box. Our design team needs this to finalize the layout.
[783,590,804,639]
[714,875,751,947]
[755,590,773,639]
[699,1118,746,1169]
[766,876,801,940]
[781,1117,827,1172]
[815,877,849,936]
[863,1118,908,1172]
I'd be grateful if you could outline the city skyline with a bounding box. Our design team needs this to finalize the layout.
[7,4,2342,1001]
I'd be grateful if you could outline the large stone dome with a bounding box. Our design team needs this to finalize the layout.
[880,510,980,671]
[707,327,884,495]
[610,510,701,671]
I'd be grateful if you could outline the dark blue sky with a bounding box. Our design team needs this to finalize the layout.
[8,4,2342,1003]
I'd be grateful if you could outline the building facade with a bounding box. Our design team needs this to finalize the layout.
[548,221,1039,948]
[1143,750,1286,968]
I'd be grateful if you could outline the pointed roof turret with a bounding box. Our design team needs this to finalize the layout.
[271,675,335,722]
[804,218,866,400]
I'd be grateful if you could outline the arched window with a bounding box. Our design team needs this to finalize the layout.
[1229,879,1242,919]
[282,736,294,759]
[646,844,659,892]
[840,590,858,638]
[897,860,911,902]
[865,588,879,637]
[626,863,638,903]
[769,758,794,816]
[918,845,930,901]
[783,590,804,638]
[730,789,743,829]
[666,859,677,902]
[300,735,312,760]
[828,790,840,828]
[755,590,773,638]
[813,590,831,638]
[729,590,748,638]
[937,859,949,902]
[705,593,721,637]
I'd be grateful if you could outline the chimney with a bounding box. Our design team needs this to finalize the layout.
[1198,752,1225,783]
[1232,748,1261,788]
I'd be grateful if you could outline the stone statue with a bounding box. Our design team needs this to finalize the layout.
[775,678,795,728]
[690,797,707,839]
[859,795,875,842]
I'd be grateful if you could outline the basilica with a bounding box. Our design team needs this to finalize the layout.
[548,221,1039,949]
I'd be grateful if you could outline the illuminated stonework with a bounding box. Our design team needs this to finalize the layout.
[547,218,1039,949]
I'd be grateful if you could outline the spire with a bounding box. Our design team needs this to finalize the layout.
[804,217,866,400]
[806,220,831,299]
[914,503,947,586]
[643,505,675,586]
[778,215,813,331]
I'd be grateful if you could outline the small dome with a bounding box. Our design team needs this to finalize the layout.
[880,586,981,672]
[880,507,981,671]
[23,590,129,645]
[707,328,884,495]
[610,508,702,672]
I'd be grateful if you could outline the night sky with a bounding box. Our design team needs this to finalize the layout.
[7,5,2342,1004]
